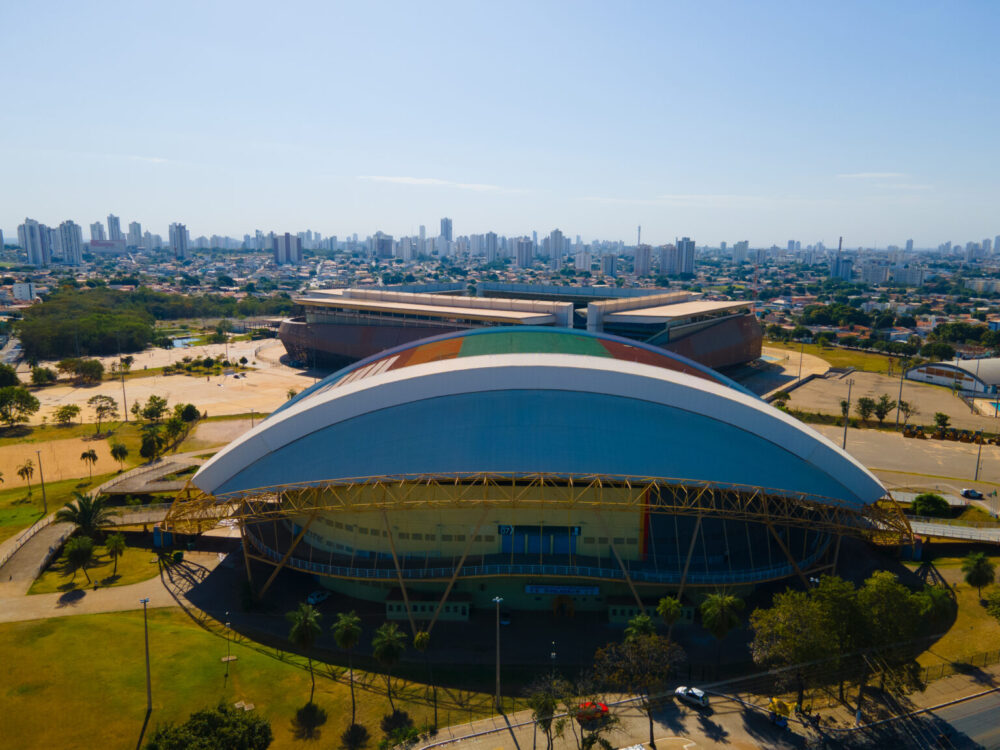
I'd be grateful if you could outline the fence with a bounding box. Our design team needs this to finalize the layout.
[0,515,56,570]
[920,649,1000,683]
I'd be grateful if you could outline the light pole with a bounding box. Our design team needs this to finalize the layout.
[797,339,805,381]
[250,409,255,428]
[35,449,47,514]
[140,598,152,713]
[975,438,984,482]
[842,378,854,450]
[894,358,908,429]
[493,595,503,713]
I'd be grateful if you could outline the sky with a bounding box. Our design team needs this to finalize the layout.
[1,0,998,248]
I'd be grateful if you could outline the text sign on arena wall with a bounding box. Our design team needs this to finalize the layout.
[525,585,599,596]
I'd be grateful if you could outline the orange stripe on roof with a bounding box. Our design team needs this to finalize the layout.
[403,336,465,366]
[600,339,718,384]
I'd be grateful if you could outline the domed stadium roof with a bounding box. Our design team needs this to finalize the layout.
[193,327,886,508]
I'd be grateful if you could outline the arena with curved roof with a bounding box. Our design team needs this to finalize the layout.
[166,327,910,624]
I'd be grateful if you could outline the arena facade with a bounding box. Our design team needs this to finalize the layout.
[168,328,909,624]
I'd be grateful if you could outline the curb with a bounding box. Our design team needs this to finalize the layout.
[829,684,1000,734]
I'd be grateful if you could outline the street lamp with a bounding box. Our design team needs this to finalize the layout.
[842,378,854,450]
[895,358,908,429]
[493,596,503,713]
[140,598,152,713]
[35,449,47,515]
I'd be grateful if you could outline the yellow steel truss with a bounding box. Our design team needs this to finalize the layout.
[165,472,913,545]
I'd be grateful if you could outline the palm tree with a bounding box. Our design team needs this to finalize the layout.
[105,532,127,576]
[372,622,407,712]
[657,596,683,637]
[287,602,323,704]
[413,630,438,728]
[0,470,4,485]
[110,442,128,471]
[54,492,119,539]
[332,611,363,726]
[16,459,34,497]
[624,613,656,642]
[962,552,996,598]
[64,536,95,583]
[700,592,744,665]
[80,448,98,481]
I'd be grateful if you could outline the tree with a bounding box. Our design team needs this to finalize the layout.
[772,391,791,409]
[64,536,95,583]
[141,394,169,423]
[110,441,129,470]
[16,459,34,496]
[332,611,363,727]
[286,388,298,401]
[180,403,200,422]
[985,588,1000,626]
[656,596,683,633]
[0,363,19,387]
[75,358,105,383]
[898,400,916,424]
[164,414,185,445]
[413,630,438,728]
[87,394,119,433]
[0,386,40,426]
[750,589,831,707]
[961,552,996,598]
[855,396,876,424]
[624,613,656,642]
[140,423,164,460]
[593,634,683,748]
[921,342,955,361]
[873,394,897,426]
[372,622,407,712]
[840,399,850,418]
[700,592,744,645]
[934,412,950,430]
[911,493,949,517]
[54,403,81,425]
[54,492,119,539]
[525,673,571,750]
[144,701,273,750]
[80,448,98,480]
[106,531,127,576]
[286,602,323,704]
[31,366,56,386]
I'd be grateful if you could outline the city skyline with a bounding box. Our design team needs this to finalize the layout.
[1,2,998,244]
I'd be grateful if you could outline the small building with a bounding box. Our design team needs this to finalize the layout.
[905,358,1000,395]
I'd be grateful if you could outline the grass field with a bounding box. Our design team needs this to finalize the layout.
[0,474,116,544]
[0,608,500,750]
[766,339,898,374]
[906,551,1000,667]
[28,541,163,594]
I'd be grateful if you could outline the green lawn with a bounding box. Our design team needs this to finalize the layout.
[0,474,116,544]
[28,541,163,594]
[0,608,500,749]
[766,339,897,374]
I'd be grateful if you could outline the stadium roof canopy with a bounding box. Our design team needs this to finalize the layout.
[193,328,885,509]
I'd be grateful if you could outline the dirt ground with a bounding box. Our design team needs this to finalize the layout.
[184,419,254,452]
[27,341,317,424]
[0,436,120,489]
[788,370,998,431]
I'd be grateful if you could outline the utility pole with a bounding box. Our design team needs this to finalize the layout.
[895,358,908,429]
[797,339,805,381]
[843,378,854,450]
[493,596,503,713]
[35,449,47,514]
[141,597,152,713]
[975,438,984,481]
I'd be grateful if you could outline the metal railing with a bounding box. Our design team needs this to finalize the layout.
[244,526,827,585]
[0,515,56,570]
[908,514,1000,529]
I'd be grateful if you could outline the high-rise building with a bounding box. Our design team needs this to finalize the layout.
[107,214,123,242]
[440,217,453,242]
[575,251,592,271]
[634,244,651,276]
[127,221,142,247]
[676,237,695,275]
[601,254,616,277]
[169,223,189,259]
[548,229,564,259]
[732,240,749,264]
[658,244,678,275]
[373,231,394,259]
[0,229,4,249]
[484,232,498,264]
[787,240,796,252]
[18,218,51,266]
[58,220,84,265]
[419,225,426,242]
[984,238,993,255]
[272,232,303,265]
[905,239,914,253]
[515,237,533,268]
[90,221,106,241]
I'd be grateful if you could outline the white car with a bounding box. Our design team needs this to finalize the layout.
[674,686,709,708]
[306,590,330,605]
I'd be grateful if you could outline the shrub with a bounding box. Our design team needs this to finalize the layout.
[911,493,950,517]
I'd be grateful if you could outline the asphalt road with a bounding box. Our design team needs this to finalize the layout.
[932,690,1000,750]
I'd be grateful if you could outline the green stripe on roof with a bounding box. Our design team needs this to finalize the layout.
[458,329,612,358]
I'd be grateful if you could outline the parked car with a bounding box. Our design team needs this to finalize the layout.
[961,488,983,499]
[306,590,330,605]
[674,686,708,708]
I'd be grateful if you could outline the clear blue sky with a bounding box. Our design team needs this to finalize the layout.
[1,0,997,247]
